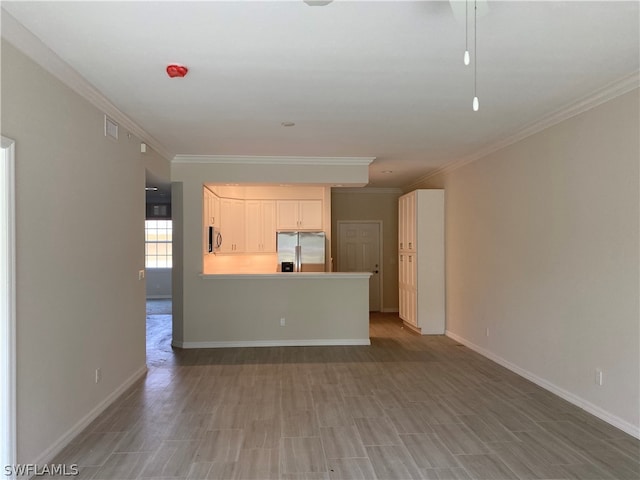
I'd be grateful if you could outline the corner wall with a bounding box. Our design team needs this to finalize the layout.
[415,89,640,435]
[1,41,153,461]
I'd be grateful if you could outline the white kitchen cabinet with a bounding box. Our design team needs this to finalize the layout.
[210,192,220,228]
[203,187,220,228]
[245,200,276,253]
[277,200,322,230]
[219,198,245,253]
[398,192,416,251]
[203,187,215,255]
[398,189,444,334]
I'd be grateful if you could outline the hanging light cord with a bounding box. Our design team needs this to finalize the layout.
[465,1,468,55]
[464,1,470,66]
[473,0,479,111]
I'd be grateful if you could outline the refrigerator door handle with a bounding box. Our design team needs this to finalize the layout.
[295,245,301,272]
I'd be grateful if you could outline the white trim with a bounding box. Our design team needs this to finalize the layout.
[173,339,371,349]
[172,155,375,166]
[0,10,173,161]
[33,365,148,466]
[403,320,422,334]
[0,136,16,473]
[333,187,403,194]
[445,330,640,440]
[199,272,372,280]
[408,71,640,187]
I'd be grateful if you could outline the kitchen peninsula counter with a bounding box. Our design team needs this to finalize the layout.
[172,272,372,348]
[199,272,371,279]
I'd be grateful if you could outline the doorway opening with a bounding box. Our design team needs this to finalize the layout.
[1,136,17,469]
[337,221,383,312]
[145,170,172,364]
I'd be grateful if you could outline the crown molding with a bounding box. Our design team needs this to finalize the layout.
[407,70,640,189]
[172,155,375,166]
[1,9,174,161]
[332,187,403,194]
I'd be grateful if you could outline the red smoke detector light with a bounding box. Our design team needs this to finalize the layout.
[166,64,188,78]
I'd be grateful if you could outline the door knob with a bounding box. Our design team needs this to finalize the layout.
[372,270,379,274]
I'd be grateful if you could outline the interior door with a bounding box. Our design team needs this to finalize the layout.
[338,222,381,311]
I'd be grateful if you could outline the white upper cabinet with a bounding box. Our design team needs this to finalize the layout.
[203,187,221,228]
[245,200,276,253]
[277,200,323,230]
[398,192,416,251]
[210,193,220,228]
[219,198,245,253]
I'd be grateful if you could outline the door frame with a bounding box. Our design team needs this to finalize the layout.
[1,136,17,469]
[337,220,383,312]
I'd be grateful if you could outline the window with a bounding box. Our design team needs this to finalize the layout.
[145,220,172,268]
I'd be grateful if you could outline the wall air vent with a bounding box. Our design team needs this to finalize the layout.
[104,115,119,140]
[146,203,171,219]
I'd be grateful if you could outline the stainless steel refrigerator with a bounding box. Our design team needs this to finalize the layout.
[277,232,326,272]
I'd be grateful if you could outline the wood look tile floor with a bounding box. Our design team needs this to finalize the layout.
[49,300,639,479]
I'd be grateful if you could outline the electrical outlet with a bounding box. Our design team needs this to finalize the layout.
[280,317,286,327]
[138,269,145,280]
[595,368,603,386]
[95,368,102,384]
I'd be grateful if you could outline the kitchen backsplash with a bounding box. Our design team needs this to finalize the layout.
[204,253,278,274]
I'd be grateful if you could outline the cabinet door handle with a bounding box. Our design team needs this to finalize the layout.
[409,242,412,249]
[409,256,412,262]
[400,242,403,249]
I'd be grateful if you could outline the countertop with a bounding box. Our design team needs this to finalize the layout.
[199,272,372,279]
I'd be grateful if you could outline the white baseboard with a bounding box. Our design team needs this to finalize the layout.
[34,365,148,465]
[445,330,640,440]
[173,338,371,348]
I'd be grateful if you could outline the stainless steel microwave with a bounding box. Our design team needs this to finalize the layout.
[207,226,222,253]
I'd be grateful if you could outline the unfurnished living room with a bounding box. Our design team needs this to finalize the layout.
[1,1,639,479]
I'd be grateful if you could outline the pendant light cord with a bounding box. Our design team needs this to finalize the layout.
[465,0,468,53]
[474,0,477,98]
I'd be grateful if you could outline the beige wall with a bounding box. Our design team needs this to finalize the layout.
[331,189,402,311]
[174,275,370,346]
[144,145,171,182]
[415,89,640,434]
[172,162,370,346]
[2,41,157,462]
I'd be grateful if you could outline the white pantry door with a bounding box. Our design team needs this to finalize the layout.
[338,222,382,312]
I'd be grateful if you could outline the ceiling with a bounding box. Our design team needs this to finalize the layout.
[2,1,639,189]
